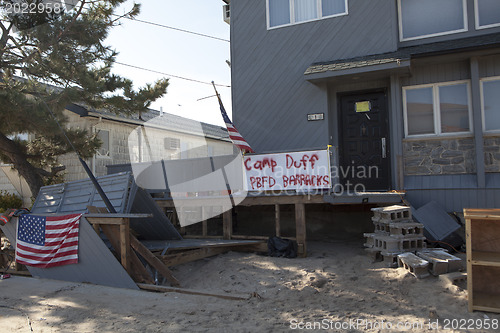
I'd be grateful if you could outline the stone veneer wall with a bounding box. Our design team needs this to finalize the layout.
[403,137,476,176]
[484,136,500,173]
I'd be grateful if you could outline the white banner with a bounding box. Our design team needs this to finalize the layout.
[244,149,331,191]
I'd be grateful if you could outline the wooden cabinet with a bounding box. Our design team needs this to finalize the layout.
[464,209,500,313]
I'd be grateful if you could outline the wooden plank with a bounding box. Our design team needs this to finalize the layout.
[466,217,473,312]
[129,234,180,287]
[231,242,269,253]
[161,247,227,267]
[119,219,130,273]
[100,224,153,284]
[84,213,152,219]
[85,217,129,225]
[275,204,281,237]
[202,206,208,237]
[1,269,31,276]
[295,203,307,257]
[223,210,232,240]
[137,283,248,301]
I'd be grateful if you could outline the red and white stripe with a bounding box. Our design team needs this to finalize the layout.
[16,214,81,268]
[225,123,255,153]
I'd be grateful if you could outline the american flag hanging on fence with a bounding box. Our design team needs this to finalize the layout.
[216,94,255,154]
[16,214,82,268]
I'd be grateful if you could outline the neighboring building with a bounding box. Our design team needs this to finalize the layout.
[226,0,500,212]
[0,103,234,202]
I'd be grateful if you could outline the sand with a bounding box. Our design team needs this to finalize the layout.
[1,240,498,332]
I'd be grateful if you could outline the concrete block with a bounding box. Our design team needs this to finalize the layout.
[439,271,467,285]
[373,235,402,252]
[389,222,425,238]
[372,221,391,233]
[363,233,375,248]
[365,248,382,262]
[381,251,401,268]
[373,235,426,253]
[416,249,462,276]
[372,205,412,223]
[397,252,430,279]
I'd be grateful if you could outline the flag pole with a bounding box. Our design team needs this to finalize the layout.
[211,81,236,209]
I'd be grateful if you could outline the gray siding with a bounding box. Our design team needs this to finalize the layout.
[406,189,500,212]
[400,60,471,86]
[479,54,500,77]
[231,0,398,152]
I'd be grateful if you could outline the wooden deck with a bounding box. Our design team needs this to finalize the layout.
[155,191,404,257]
[141,239,266,252]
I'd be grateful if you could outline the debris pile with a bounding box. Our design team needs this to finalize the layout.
[364,205,426,267]
[364,205,463,278]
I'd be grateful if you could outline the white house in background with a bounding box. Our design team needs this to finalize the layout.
[0,103,234,203]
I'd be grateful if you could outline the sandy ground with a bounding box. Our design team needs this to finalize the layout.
[1,240,499,333]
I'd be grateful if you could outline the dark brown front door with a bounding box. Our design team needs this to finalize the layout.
[339,91,391,191]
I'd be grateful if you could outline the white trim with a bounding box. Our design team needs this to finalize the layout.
[266,0,348,30]
[403,80,473,138]
[398,0,468,42]
[474,0,500,30]
[95,128,112,159]
[480,75,500,133]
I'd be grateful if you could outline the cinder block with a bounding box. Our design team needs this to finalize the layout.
[371,205,412,223]
[363,233,375,248]
[373,235,402,252]
[372,221,391,233]
[416,249,462,276]
[389,222,424,238]
[398,252,430,279]
[381,251,401,268]
[373,235,426,253]
[439,271,467,285]
[365,248,382,262]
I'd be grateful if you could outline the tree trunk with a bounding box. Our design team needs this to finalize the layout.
[0,133,45,199]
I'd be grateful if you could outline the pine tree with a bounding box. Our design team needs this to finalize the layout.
[0,1,169,198]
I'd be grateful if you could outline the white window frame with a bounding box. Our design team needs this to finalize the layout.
[480,76,500,133]
[403,80,473,138]
[474,0,500,30]
[266,0,348,30]
[397,0,468,42]
[95,129,111,158]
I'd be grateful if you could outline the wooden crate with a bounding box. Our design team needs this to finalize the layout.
[464,209,500,313]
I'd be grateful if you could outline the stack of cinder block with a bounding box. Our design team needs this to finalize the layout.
[364,205,427,267]
[364,205,463,279]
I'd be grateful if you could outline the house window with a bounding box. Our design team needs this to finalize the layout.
[403,81,472,137]
[96,130,110,157]
[267,0,347,29]
[481,77,500,132]
[398,0,467,41]
[164,137,180,150]
[475,0,500,29]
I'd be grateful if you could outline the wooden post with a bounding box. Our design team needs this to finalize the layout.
[129,234,180,287]
[202,206,208,237]
[119,218,130,273]
[179,207,186,235]
[275,204,281,237]
[295,203,307,257]
[223,209,232,240]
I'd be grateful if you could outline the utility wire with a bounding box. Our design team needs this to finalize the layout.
[114,61,231,88]
[120,16,230,43]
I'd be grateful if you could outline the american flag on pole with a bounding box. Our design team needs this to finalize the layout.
[16,214,82,268]
[216,94,255,154]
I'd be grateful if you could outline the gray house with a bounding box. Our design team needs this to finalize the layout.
[226,0,500,212]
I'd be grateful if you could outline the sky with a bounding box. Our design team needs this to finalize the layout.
[105,0,231,127]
